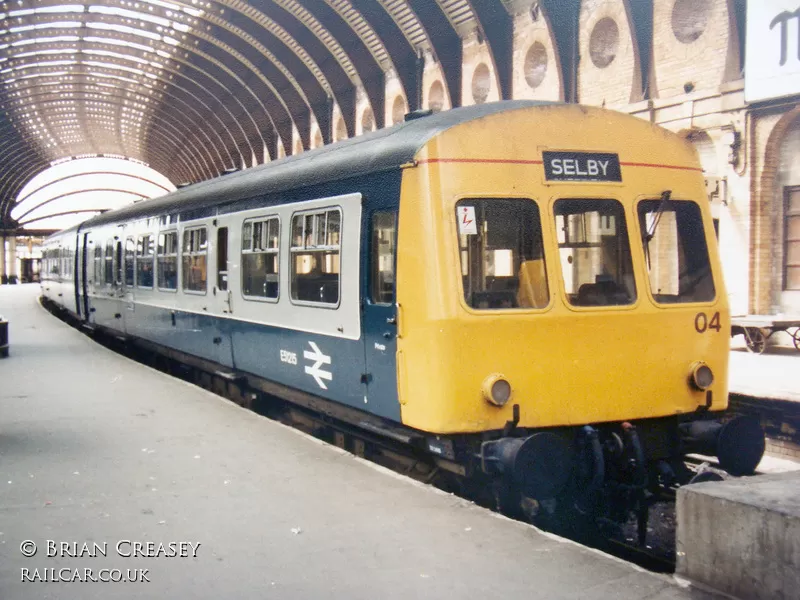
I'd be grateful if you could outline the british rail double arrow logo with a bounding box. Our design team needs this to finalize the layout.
[304,341,332,390]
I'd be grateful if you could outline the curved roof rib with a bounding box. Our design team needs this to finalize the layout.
[0,0,522,232]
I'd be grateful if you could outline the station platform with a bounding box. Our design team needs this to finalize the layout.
[0,283,723,599]
[729,336,800,403]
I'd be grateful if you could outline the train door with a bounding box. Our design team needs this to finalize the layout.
[211,221,233,315]
[113,236,126,331]
[77,232,88,319]
[362,211,399,410]
[123,236,136,332]
[209,216,235,367]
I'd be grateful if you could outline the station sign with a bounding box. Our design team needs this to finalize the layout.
[745,0,800,103]
[542,151,622,182]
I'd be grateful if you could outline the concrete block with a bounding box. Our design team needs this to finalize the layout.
[676,471,800,600]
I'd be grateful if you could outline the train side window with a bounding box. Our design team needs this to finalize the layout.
[124,237,135,287]
[241,216,280,300]
[554,199,636,307]
[93,244,102,286]
[290,208,341,306]
[370,212,396,305]
[157,231,178,291]
[182,227,208,294]
[638,199,715,304]
[136,234,155,289]
[455,199,548,310]
[104,240,114,285]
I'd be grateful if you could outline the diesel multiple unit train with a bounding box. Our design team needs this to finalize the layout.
[41,100,765,535]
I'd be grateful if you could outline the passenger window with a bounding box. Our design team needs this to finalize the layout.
[157,231,179,291]
[290,208,341,306]
[554,199,636,307]
[136,234,155,289]
[93,243,102,285]
[104,240,114,285]
[455,199,549,310]
[241,217,280,300]
[370,212,397,304]
[125,238,135,287]
[182,227,208,294]
[638,199,715,303]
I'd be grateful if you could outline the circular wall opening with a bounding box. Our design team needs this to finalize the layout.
[472,63,491,104]
[589,17,619,69]
[672,0,711,44]
[392,96,406,125]
[428,80,444,112]
[524,42,548,89]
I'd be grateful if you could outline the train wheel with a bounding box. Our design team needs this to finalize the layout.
[744,327,766,354]
[791,327,800,351]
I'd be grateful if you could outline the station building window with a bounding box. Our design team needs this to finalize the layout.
[554,199,636,307]
[290,208,341,306]
[182,227,208,294]
[136,234,155,289]
[157,231,178,291]
[241,216,280,300]
[785,187,800,290]
[455,198,549,310]
[638,199,715,303]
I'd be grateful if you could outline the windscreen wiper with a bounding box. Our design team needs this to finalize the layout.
[642,190,672,269]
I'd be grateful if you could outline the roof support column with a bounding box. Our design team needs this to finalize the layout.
[0,234,6,284]
[7,235,16,283]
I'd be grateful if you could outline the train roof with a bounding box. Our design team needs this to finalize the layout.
[81,100,554,228]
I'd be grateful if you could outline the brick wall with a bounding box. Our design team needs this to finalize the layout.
[511,6,563,101]
[461,32,502,106]
[652,0,740,100]
[577,0,641,108]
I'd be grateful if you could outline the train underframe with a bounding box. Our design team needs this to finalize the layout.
[463,413,765,542]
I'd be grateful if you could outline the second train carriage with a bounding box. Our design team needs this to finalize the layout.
[41,101,765,528]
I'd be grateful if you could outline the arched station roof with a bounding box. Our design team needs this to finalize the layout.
[0,0,566,232]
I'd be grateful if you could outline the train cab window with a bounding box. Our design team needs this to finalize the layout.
[182,227,208,294]
[157,231,179,291]
[124,237,135,287]
[370,212,397,305]
[241,217,280,300]
[136,234,155,289]
[455,199,549,310]
[290,208,341,306]
[638,199,715,303]
[104,240,114,285]
[554,199,636,307]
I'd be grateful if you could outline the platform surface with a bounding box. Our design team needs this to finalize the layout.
[0,284,723,599]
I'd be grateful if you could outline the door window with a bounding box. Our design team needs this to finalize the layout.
[370,212,397,304]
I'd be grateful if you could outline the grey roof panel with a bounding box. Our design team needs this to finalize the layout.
[83,100,554,227]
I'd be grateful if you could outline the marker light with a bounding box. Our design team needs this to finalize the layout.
[690,362,714,390]
[483,374,512,407]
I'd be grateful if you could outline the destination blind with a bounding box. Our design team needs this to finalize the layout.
[542,151,622,182]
